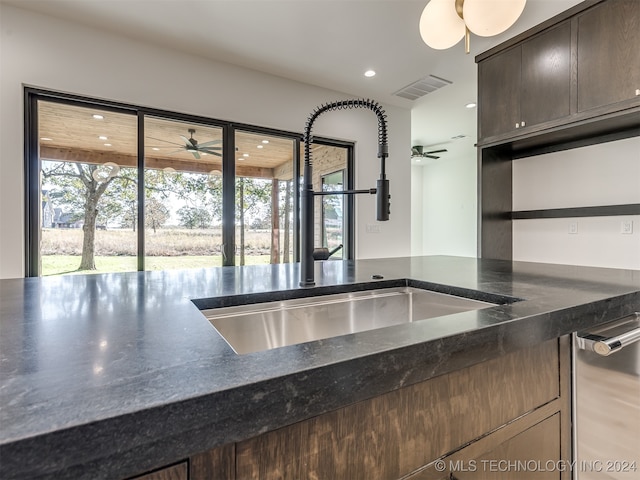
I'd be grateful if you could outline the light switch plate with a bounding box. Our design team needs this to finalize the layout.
[568,222,578,234]
[621,220,633,234]
[366,224,381,234]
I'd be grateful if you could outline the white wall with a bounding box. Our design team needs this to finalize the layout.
[0,4,411,279]
[410,165,424,256]
[417,150,478,257]
[513,137,640,269]
[409,65,479,259]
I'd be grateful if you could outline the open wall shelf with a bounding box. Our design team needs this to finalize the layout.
[511,204,640,220]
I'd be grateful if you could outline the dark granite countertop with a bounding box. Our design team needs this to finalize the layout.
[1,256,639,479]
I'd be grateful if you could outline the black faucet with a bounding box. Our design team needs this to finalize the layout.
[300,99,391,287]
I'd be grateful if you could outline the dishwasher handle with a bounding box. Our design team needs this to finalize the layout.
[577,315,640,356]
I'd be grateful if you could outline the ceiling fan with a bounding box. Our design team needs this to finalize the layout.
[148,129,222,159]
[411,145,448,159]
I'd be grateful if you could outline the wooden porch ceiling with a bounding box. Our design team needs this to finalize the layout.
[38,101,298,179]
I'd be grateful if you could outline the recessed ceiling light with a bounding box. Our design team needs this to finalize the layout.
[415,158,422,162]
[92,114,104,120]
[40,137,52,141]
[238,157,244,161]
[465,102,477,109]
[257,145,264,149]
[98,135,108,140]
[243,153,249,157]
[364,70,376,77]
[202,152,208,156]
[104,143,112,147]
[152,147,160,151]
[262,140,269,144]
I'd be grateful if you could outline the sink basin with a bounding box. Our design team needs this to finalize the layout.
[201,286,495,354]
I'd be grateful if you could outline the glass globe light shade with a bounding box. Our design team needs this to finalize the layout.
[419,0,466,50]
[463,0,527,37]
[92,162,120,183]
[103,162,120,178]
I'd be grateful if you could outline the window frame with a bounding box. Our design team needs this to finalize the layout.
[24,87,355,276]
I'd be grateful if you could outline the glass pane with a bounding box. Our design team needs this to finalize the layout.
[144,117,224,270]
[39,101,138,275]
[299,143,349,259]
[235,131,295,265]
[322,170,345,260]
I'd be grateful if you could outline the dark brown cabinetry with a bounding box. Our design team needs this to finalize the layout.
[450,414,561,480]
[478,44,522,139]
[521,23,573,128]
[477,0,639,146]
[577,0,640,113]
[124,338,570,480]
[479,22,572,140]
[476,0,640,260]
[143,337,567,480]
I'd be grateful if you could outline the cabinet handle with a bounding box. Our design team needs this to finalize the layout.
[577,313,640,356]
[515,122,520,128]
[521,120,526,127]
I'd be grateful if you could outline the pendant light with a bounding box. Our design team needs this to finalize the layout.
[419,0,527,54]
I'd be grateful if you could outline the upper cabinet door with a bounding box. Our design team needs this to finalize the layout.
[521,21,572,128]
[577,0,640,113]
[478,46,521,140]
[478,22,572,142]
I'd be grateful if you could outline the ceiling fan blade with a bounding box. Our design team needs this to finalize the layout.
[192,151,201,160]
[197,140,223,147]
[425,154,440,159]
[199,147,222,154]
[426,149,447,154]
[207,151,222,158]
[167,149,185,155]
[147,137,184,147]
[180,135,194,146]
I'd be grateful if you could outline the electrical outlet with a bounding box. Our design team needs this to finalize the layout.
[366,224,381,234]
[621,220,633,234]
[568,222,578,234]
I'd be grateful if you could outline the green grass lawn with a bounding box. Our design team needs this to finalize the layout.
[42,255,272,276]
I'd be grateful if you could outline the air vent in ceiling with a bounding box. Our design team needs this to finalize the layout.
[393,75,453,101]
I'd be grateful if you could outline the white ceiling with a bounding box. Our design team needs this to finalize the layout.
[4,0,584,159]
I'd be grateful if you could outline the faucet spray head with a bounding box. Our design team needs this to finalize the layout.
[376,177,390,221]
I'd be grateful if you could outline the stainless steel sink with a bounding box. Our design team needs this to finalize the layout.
[201,287,495,354]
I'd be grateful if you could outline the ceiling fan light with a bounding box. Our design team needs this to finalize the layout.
[419,0,466,50]
[463,0,527,37]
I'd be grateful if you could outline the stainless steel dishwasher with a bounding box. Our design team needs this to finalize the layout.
[574,313,640,480]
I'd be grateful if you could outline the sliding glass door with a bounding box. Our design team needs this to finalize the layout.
[26,89,353,276]
[144,117,225,270]
[299,142,352,260]
[38,100,138,275]
[234,130,295,265]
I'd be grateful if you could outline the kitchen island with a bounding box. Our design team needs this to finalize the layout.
[1,256,639,479]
